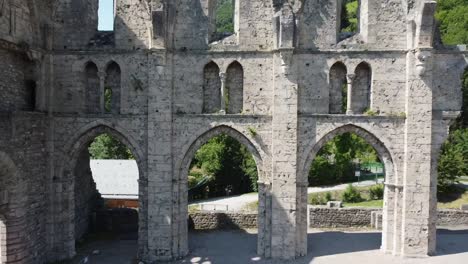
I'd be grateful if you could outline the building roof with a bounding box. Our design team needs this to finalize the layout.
[90,160,139,200]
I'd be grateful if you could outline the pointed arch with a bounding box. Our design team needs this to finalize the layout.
[301,124,395,184]
[226,61,244,114]
[84,62,100,113]
[203,61,221,113]
[329,62,347,114]
[104,61,121,114]
[353,62,372,114]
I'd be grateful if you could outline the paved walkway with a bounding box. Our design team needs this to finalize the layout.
[70,227,468,264]
[189,180,384,212]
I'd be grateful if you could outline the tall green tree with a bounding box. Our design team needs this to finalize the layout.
[192,134,258,197]
[216,0,234,33]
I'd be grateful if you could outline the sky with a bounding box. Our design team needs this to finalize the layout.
[98,0,114,31]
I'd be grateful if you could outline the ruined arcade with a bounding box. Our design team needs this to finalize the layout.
[0,0,467,263]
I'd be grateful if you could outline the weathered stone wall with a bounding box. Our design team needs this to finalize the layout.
[0,1,467,263]
[189,212,257,230]
[0,113,48,263]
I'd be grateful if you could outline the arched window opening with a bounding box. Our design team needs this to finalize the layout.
[226,61,244,114]
[85,62,100,113]
[98,0,115,31]
[352,62,372,114]
[203,62,221,113]
[208,0,238,42]
[73,132,139,254]
[104,62,121,114]
[187,133,259,232]
[329,62,347,114]
[339,0,359,40]
[24,79,36,111]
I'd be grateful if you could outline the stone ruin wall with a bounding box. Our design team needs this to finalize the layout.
[0,0,467,263]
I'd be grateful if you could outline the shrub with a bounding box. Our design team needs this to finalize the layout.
[369,184,384,200]
[309,194,325,205]
[325,192,333,202]
[342,184,363,203]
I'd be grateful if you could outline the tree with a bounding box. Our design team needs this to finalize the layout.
[88,134,134,160]
[308,132,379,186]
[216,0,234,33]
[341,0,358,33]
[191,134,258,197]
[435,0,468,45]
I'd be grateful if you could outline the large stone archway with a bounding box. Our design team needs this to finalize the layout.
[50,123,147,260]
[172,125,271,257]
[298,124,397,254]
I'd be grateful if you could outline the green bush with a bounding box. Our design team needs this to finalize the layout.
[342,184,363,203]
[369,184,384,200]
[325,192,333,202]
[309,194,325,205]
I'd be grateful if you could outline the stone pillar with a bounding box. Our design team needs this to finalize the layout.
[257,181,272,257]
[270,49,302,259]
[219,72,226,114]
[144,53,174,262]
[98,71,106,113]
[346,73,355,115]
[401,49,436,257]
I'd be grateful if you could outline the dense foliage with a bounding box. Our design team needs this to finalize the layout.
[308,132,379,186]
[435,0,468,45]
[434,1,468,195]
[190,134,258,198]
[340,0,358,33]
[215,0,234,33]
[88,134,134,160]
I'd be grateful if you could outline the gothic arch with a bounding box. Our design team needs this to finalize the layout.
[104,61,122,114]
[301,124,395,184]
[353,62,372,114]
[179,125,263,179]
[84,61,100,113]
[226,61,244,114]
[329,61,347,114]
[173,125,266,256]
[203,61,221,113]
[54,122,147,259]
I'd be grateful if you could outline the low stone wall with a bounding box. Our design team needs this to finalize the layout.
[189,211,257,230]
[309,207,376,228]
[437,209,468,226]
[309,207,468,228]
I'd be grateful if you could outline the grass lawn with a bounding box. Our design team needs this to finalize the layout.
[343,199,383,208]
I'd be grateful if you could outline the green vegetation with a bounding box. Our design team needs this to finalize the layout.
[340,0,358,33]
[342,184,363,203]
[308,132,379,186]
[434,0,468,196]
[88,134,134,160]
[435,0,468,45]
[437,128,468,195]
[215,0,234,33]
[189,134,258,198]
[104,87,112,113]
[369,184,384,200]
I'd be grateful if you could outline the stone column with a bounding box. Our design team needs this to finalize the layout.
[270,49,302,259]
[98,71,106,113]
[346,74,355,115]
[219,72,226,114]
[257,180,272,257]
[400,49,436,257]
